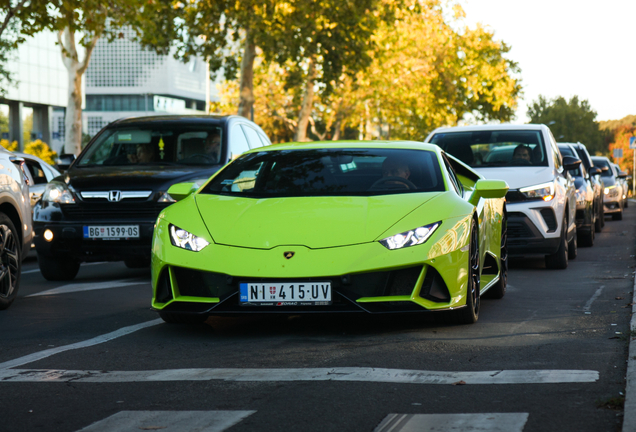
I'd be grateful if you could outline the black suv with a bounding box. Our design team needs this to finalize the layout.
[33,115,271,281]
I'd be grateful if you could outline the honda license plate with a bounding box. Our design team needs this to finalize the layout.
[84,225,140,239]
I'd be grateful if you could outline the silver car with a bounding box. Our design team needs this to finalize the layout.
[0,149,35,309]
[592,157,624,220]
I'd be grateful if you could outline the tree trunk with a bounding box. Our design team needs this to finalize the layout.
[294,57,316,142]
[237,30,256,119]
[65,61,83,155]
[58,26,101,155]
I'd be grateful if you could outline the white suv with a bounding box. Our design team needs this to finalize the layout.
[425,124,579,269]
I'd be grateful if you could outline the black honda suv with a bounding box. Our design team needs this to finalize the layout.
[33,115,271,281]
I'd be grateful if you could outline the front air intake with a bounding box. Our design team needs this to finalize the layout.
[155,269,173,303]
[419,267,451,303]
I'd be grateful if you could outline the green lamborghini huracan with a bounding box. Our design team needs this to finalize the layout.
[151,141,508,324]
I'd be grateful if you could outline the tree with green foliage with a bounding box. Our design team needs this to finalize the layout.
[18,0,180,155]
[0,0,51,95]
[527,95,605,154]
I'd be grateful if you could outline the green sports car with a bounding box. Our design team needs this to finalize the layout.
[151,141,508,324]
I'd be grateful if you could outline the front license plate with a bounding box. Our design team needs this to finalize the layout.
[239,282,332,306]
[83,225,140,239]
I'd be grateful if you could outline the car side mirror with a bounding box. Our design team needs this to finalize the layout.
[562,156,581,171]
[588,166,602,176]
[469,179,509,206]
[618,172,628,179]
[167,182,196,201]
[56,153,76,171]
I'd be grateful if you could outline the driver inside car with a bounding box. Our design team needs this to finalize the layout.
[203,132,222,163]
[512,144,532,164]
[378,156,414,189]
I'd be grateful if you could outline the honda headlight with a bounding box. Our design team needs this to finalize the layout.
[519,181,555,202]
[380,222,440,250]
[157,192,176,203]
[42,182,76,204]
[169,224,210,251]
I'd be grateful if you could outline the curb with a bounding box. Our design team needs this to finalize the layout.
[622,275,636,432]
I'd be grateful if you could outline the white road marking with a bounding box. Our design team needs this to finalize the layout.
[0,367,599,384]
[375,413,529,432]
[584,285,605,312]
[0,319,162,370]
[77,410,256,432]
[27,279,147,297]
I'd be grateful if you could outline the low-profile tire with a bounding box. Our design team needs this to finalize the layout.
[612,210,623,221]
[545,217,568,270]
[625,199,628,208]
[37,253,80,281]
[159,311,207,324]
[0,214,21,310]
[579,227,594,247]
[452,221,480,324]
[124,257,151,269]
[567,229,578,259]
[484,213,507,300]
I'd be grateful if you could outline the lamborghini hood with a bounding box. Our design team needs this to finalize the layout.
[194,193,441,249]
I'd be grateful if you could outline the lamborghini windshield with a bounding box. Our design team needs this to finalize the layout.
[430,130,548,168]
[201,148,445,197]
[76,125,223,167]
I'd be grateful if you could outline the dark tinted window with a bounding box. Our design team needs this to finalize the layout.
[202,148,445,198]
[430,130,548,167]
[558,145,583,177]
[592,158,614,178]
[573,145,592,171]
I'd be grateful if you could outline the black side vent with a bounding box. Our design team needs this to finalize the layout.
[540,208,558,232]
[419,267,451,303]
[481,253,499,275]
[155,269,173,303]
[173,267,236,299]
[386,266,423,296]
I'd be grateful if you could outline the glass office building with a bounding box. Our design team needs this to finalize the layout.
[0,31,71,152]
[81,27,211,137]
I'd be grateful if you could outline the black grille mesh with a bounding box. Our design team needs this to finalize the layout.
[171,266,423,299]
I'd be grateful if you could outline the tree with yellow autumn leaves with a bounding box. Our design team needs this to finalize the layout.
[209,2,520,142]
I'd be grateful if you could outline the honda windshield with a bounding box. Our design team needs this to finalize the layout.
[76,125,223,167]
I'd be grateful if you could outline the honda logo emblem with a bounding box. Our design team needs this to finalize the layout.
[108,190,122,202]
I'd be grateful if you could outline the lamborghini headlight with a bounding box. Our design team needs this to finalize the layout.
[169,224,210,251]
[380,222,440,250]
[42,181,76,204]
[519,181,555,202]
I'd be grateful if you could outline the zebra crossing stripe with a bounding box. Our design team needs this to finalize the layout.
[374,413,529,432]
[0,367,598,384]
[76,410,256,432]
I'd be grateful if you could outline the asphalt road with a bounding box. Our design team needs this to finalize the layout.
[1,205,635,432]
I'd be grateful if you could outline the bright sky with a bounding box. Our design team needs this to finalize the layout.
[461,0,636,122]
